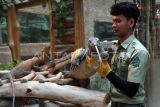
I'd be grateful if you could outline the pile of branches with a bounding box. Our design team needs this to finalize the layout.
[0,46,110,107]
[0,46,89,87]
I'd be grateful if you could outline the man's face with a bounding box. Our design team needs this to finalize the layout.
[111,15,134,38]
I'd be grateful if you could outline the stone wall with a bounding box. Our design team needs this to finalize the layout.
[0,46,12,63]
[83,0,114,47]
[82,0,133,47]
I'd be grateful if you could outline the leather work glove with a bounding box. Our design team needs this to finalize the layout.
[86,56,112,77]
[70,48,86,70]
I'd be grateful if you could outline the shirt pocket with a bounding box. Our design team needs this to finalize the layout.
[117,60,129,79]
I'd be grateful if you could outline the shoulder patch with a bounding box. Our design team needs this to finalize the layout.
[132,57,140,67]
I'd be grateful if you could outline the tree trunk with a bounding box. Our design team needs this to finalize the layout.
[0,81,110,106]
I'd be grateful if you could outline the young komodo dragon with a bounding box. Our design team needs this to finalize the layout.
[65,37,109,79]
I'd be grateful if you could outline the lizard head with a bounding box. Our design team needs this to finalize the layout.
[88,37,101,52]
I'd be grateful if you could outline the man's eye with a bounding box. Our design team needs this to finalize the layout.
[114,20,121,23]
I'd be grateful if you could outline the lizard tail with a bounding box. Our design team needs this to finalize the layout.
[8,73,15,107]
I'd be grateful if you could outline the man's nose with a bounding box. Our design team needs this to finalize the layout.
[112,23,117,28]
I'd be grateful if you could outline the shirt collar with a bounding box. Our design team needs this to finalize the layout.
[119,34,135,49]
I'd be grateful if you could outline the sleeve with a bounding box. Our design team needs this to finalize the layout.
[127,50,150,83]
[107,72,140,97]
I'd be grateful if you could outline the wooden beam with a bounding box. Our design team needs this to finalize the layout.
[15,0,47,10]
[7,5,21,61]
[48,0,55,60]
[0,81,110,106]
[74,0,84,48]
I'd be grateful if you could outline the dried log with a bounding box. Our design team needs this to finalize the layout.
[42,72,63,82]
[32,59,71,76]
[41,61,55,71]
[0,71,36,85]
[53,101,82,107]
[54,54,71,64]
[13,70,36,83]
[32,61,55,72]
[10,46,50,79]
[54,47,74,59]
[32,55,71,72]
[50,59,71,73]
[33,73,46,82]
[55,78,74,85]
[11,57,44,79]
[0,81,110,107]
[46,74,56,78]
[37,70,50,76]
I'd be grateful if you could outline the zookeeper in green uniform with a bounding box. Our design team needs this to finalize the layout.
[86,2,150,107]
[70,1,150,107]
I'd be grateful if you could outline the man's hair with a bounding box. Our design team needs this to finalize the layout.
[110,2,140,29]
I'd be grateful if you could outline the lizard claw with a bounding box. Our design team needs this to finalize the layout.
[70,63,78,70]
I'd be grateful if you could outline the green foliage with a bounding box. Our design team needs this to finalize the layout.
[0,61,20,70]
[0,0,12,9]
[54,0,72,43]
[89,73,111,92]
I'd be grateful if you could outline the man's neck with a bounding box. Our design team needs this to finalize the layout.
[119,31,133,43]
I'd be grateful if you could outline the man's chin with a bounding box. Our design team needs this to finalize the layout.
[113,32,119,36]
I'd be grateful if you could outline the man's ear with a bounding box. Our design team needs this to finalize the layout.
[129,18,135,28]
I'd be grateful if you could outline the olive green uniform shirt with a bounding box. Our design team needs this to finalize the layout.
[110,34,150,104]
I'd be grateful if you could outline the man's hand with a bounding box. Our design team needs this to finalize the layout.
[96,62,112,77]
[86,56,112,77]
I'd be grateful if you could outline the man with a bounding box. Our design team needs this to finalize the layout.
[71,2,150,107]
[94,2,150,107]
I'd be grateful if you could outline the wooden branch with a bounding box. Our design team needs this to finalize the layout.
[55,78,74,85]
[50,59,71,73]
[38,70,50,76]
[0,71,36,85]
[0,81,110,106]
[43,72,63,82]
[33,73,46,82]
[54,54,71,64]
[53,101,81,107]
[11,57,43,79]
[54,47,74,59]
[46,74,56,78]
[32,61,55,72]
[15,71,36,82]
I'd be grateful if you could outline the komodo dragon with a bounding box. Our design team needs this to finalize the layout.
[65,37,110,79]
